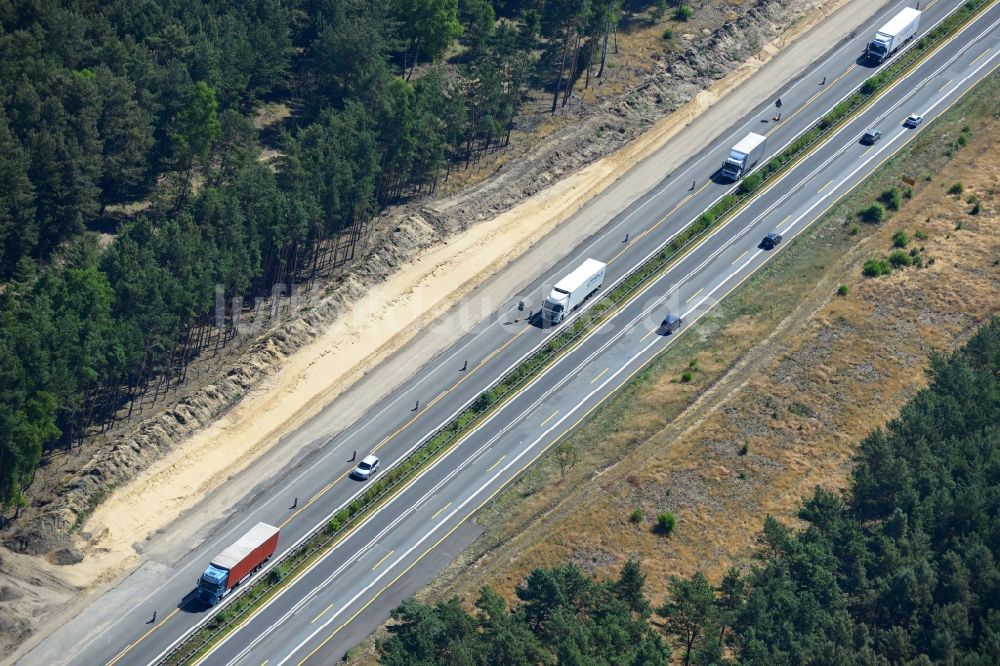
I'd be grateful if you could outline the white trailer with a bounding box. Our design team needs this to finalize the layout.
[542,258,607,324]
[721,132,767,181]
[866,7,921,64]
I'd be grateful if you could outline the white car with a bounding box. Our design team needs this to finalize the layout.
[351,454,380,480]
[904,114,923,128]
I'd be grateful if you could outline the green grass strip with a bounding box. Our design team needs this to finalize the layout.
[160,1,994,662]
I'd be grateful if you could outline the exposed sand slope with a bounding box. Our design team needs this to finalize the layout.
[2,0,886,662]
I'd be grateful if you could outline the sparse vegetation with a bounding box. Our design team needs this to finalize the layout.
[848,223,861,235]
[859,202,887,224]
[862,258,892,277]
[915,229,928,240]
[674,5,694,22]
[880,187,902,211]
[887,249,913,268]
[656,512,677,535]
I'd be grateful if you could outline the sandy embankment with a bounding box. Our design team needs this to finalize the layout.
[57,0,868,602]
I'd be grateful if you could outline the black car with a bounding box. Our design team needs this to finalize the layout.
[661,312,683,334]
[760,232,782,250]
[861,128,881,145]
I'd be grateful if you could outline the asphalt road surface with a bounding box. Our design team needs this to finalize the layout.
[20,0,999,664]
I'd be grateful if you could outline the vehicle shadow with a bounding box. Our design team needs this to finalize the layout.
[179,589,212,614]
[855,54,881,69]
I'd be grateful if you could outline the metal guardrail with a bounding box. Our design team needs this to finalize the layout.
[158,0,995,661]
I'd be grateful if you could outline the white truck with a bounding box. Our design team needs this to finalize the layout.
[721,132,767,181]
[866,7,921,64]
[542,258,606,325]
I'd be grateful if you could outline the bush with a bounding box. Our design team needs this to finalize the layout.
[848,223,860,235]
[881,187,902,211]
[630,508,644,523]
[863,258,892,277]
[681,370,693,383]
[970,201,981,215]
[738,171,764,195]
[892,230,909,248]
[662,28,674,40]
[837,284,849,296]
[859,202,886,224]
[674,5,694,21]
[656,512,676,535]
[948,182,964,195]
[888,250,913,268]
[738,441,749,456]
[914,229,928,240]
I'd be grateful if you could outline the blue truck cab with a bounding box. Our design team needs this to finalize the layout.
[198,564,230,605]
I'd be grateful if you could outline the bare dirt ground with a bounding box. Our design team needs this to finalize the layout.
[356,74,1000,662]
[0,0,889,660]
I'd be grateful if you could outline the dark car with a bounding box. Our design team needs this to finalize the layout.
[861,128,881,145]
[661,312,683,334]
[760,232,782,250]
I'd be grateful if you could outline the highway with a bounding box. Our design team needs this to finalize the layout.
[19,0,999,664]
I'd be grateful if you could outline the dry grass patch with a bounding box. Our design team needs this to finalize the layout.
[414,76,1000,615]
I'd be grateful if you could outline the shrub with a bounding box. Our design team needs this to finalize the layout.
[881,188,902,211]
[914,229,928,240]
[630,508,644,523]
[674,5,694,21]
[966,194,979,205]
[863,258,892,277]
[970,201,981,215]
[888,250,913,268]
[267,565,287,585]
[738,171,764,195]
[738,441,749,456]
[848,223,860,235]
[892,230,909,248]
[859,202,886,224]
[662,28,674,40]
[837,284,849,296]
[656,512,676,535]
[681,370,693,383]
[948,182,964,195]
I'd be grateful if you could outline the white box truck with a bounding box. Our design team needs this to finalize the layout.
[721,132,767,181]
[542,258,606,324]
[866,8,921,64]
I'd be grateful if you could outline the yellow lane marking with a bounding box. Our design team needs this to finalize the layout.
[431,502,451,520]
[731,250,748,265]
[276,325,532,531]
[768,65,854,135]
[779,215,793,233]
[262,661,269,666]
[105,608,180,666]
[640,328,657,342]
[486,455,505,471]
[539,410,559,427]
[818,179,833,193]
[296,62,1000,663]
[310,604,333,624]
[862,145,874,156]
[938,78,952,92]
[590,367,609,384]
[685,288,703,303]
[970,47,991,66]
[371,551,394,571]
[607,189,701,265]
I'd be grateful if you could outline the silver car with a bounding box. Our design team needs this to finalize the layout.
[352,454,380,480]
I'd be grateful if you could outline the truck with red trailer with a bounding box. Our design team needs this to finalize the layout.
[197,522,279,605]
